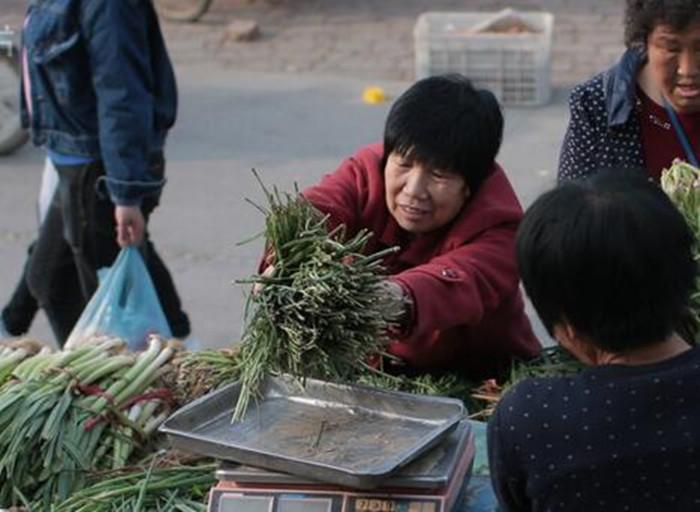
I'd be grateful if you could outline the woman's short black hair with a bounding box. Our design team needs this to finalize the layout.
[516,169,696,352]
[625,0,700,48]
[382,74,503,192]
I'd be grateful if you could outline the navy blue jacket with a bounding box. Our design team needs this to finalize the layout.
[558,49,646,182]
[21,0,177,205]
[488,346,700,512]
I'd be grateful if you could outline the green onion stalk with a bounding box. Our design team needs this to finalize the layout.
[52,455,216,512]
[0,347,29,384]
[661,159,700,343]
[233,174,398,421]
[0,340,51,385]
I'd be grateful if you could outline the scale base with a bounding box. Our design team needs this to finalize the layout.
[208,433,475,512]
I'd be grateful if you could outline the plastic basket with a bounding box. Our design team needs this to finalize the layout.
[414,10,554,106]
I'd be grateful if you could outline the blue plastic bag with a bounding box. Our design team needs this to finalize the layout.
[65,247,172,350]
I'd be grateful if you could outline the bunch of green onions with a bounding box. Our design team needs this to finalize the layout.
[0,336,176,509]
[233,175,398,421]
[161,348,241,407]
[0,339,50,385]
[468,347,584,419]
[504,345,584,385]
[52,456,216,512]
[356,347,584,419]
[356,364,477,408]
[661,159,700,343]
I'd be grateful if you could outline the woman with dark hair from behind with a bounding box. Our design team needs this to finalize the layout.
[488,169,700,511]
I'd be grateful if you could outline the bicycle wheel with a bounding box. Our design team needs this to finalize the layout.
[0,47,28,156]
[155,0,213,22]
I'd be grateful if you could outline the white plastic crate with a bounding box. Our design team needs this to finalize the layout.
[414,10,554,106]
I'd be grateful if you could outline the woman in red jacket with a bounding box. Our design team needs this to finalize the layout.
[305,75,539,379]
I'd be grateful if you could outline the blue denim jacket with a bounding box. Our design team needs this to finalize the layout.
[21,0,177,206]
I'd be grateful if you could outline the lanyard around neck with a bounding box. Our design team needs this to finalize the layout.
[661,97,700,167]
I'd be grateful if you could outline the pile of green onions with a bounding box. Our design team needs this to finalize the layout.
[53,457,216,512]
[661,159,700,343]
[161,348,241,407]
[357,347,584,419]
[0,336,176,509]
[357,365,476,406]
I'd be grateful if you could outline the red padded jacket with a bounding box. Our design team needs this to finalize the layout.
[303,144,540,379]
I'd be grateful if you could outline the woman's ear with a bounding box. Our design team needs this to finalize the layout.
[552,322,596,365]
[552,322,576,351]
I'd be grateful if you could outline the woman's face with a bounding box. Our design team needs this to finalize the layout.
[384,152,469,234]
[646,21,700,113]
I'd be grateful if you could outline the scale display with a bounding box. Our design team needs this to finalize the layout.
[211,491,341,511]
[211,490,442,512]
[217,495,273,511]
[348,497,440,511]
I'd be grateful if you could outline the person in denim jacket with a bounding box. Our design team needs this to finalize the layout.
[19,0,190,344]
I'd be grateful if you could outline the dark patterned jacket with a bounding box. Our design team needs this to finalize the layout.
[557,49,647,182]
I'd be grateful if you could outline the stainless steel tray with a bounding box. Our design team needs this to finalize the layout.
[216,419,473,490]
[160,375,465,489]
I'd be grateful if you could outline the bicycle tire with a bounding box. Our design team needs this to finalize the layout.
[0,48,28,156]
[155,0,213,22]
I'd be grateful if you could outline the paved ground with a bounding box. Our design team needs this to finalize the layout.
[3,0,624,86]
[0,1,627,349]
[163,0,625,87]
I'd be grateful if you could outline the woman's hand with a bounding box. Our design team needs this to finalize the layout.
[375,280,413,329]
[253,264,276,295]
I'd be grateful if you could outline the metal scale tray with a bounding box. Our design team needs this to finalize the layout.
[216,419,474,490]
[161,375,465,489]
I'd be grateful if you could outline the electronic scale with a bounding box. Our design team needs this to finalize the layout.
[207,420,475,512]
